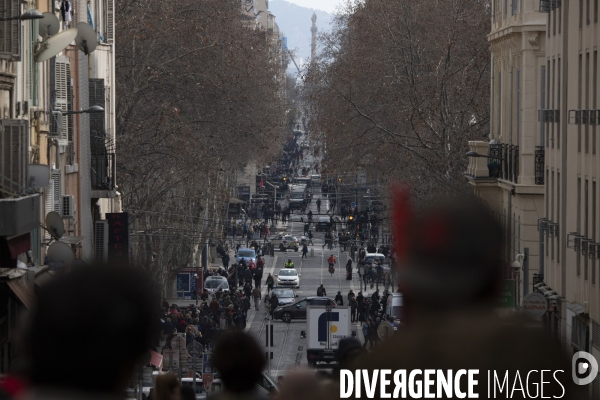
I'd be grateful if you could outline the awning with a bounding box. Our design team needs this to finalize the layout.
[7,234,30,259]
[7,279,35,309]
[229,198,246,204]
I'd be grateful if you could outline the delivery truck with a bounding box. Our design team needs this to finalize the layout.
[304,306,353,366]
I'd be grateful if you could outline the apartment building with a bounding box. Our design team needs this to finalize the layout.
[0,0,118,371]
[467,0,547,306]
[541,0,600,392]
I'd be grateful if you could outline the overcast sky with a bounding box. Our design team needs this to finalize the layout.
[284,0,344,14]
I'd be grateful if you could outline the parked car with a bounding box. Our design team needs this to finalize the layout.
[275,268,300,288]
[315,217,331,232]
[270,234,299,251]
[204,276,230,294]
[272,296,337,322]
[270,287,299,306]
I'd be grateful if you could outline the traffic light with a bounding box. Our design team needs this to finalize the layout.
[348,215,354,221]
[337,177,342,183]
[282,177,287,182]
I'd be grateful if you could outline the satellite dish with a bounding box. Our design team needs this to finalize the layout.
[28,164,50,189]
[36,28,78,63]
[75,22,97,55]
[71,258,88,268]
[45,211,65,239]
[40,12,59,36]
[47,241,75,267]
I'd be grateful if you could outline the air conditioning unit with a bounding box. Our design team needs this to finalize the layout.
[62,195,75,218]
[94,220,108,263]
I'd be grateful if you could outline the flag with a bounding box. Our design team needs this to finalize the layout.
[87,4,94,29]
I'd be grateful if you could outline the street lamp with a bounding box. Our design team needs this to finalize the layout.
[0,9,43,21]
[52,106,105,138]
[61,105,105,115]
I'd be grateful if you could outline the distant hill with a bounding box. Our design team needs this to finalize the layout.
[269,0,332,74]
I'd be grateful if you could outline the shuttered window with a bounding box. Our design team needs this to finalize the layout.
[89,79,106,154]
[0,0,21,60]
[104,0,113,43]
[0,120,28,197]
[50,56,72,142]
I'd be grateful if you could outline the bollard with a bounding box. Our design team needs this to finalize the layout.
[310,248,314,257]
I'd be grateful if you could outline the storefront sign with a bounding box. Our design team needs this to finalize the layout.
[496,279,515,308]
[523,292,548,317]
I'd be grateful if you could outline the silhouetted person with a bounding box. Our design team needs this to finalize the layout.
[210,331,266,399]
[20,264,160,399]
[354,197,584,399]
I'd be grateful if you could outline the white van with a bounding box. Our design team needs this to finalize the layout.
[386,292,403,321]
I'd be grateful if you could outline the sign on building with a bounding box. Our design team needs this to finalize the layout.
[496,279,515,308]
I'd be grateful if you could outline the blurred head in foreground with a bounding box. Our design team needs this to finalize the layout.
[22,265,160,395]
[397,197,503,314]
[212,331,265,394]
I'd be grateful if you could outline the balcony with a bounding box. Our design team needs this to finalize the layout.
[539,0,561,12]
[90,153,117,198]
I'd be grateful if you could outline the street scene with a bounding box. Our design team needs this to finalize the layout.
[0,0,599,399]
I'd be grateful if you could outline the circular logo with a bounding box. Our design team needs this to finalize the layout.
[330,325,338,333]
[523,292,548,317]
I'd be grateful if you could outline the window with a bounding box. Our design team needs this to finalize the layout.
[0,0,21,61]
[577,177,581,276]
[586,179,589,236]
[551,171,555,260]
[516,68,521,143]
[594,51,598,155]
[595,0,599,22]
[559,2,562,32]
[557,58,561,148]
[553,6,557,35]
[557,172,561,261]
[512,0,518,15]
[542,66,547,147]
[593,181,597,284]
[552,59,555,147]
[104,0,114,43]
[580,0,584,27]
[578,54,582,152]
[505,0,508,18]
[586,52,590,153]
[497,71,502,137]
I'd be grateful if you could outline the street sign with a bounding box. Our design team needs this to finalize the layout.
[351,202,356,208]
[202,373,214,391]
[202,353,213,374]
[496,279,515,308]
[523,292,548,317]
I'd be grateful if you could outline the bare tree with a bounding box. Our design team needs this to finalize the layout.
[115,0,286,285]
[307,0,491,204]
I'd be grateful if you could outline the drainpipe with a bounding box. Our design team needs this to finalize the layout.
[559,0,569,351]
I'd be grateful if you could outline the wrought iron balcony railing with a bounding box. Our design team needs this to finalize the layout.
[535,146,544,185]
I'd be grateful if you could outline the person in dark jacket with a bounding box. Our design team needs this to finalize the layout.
[334,291,343,306]
[316,284,326,297]
[269,292,279,316]
[243,282,252,302]
[243,268,253,286]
